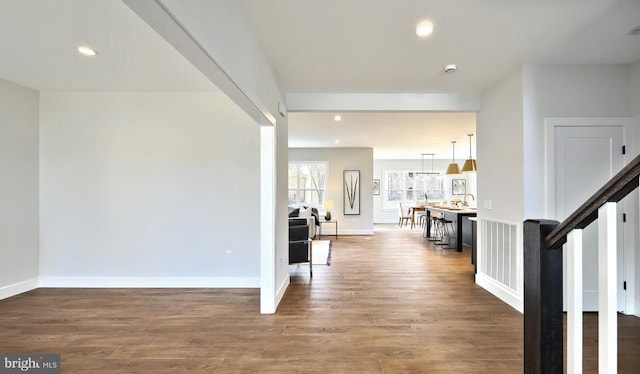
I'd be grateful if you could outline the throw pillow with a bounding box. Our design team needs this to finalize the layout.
[298,207,312,219]
[288,206,299,217]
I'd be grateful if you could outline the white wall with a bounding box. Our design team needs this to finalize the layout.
[0,79,39,299]
[524,64,636,315]
[523,64,632,219]
[124,0,290,313]
[159,0,291,314]
[477,68,524,225]
[274,111,289,308]
[632,62,640,157]
[39,92,260,286]
[373,159,476,223]
[631,61,640,315]
[477,64,638,313]
[289,148,374,234]
[476,68,525,311]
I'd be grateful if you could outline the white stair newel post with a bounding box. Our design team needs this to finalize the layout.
[598,202,617,374]
[567,229,583,374]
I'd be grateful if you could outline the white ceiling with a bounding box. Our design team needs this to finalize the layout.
[1,1,639,159]
[242,0,640,158]
[243,0,640,93]
[0,0,215,91]
[289,111,476,160]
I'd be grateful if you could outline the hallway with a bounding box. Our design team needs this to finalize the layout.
[285,227,522,373]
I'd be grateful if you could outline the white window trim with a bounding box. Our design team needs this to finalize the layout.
[382,169,445,211]
[288,161,329,209]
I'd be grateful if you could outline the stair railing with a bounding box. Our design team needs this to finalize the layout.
[524,154,640,373]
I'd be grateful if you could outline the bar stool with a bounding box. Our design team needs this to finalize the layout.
[433,217,445,247]
[426,212,441,240]
[437,218,456,250]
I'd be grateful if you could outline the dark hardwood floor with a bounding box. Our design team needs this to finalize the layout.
[0,226,638,373]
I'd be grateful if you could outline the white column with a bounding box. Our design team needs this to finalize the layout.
[598,202,617,374]
[567,229,583,374]
[260,125,276,314]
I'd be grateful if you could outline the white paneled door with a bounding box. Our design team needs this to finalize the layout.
[554,124,625,312]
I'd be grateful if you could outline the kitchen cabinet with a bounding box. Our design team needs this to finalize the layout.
[425,206,477,252]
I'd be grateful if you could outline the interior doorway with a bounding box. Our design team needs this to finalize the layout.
[547,118,633,313]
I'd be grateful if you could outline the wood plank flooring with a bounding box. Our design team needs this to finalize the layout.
[0,226,638,373]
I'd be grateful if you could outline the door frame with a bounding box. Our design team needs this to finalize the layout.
[545,117,635,315]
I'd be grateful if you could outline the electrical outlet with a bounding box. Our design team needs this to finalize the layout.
[225,250,232,260]
[483,200,493,210]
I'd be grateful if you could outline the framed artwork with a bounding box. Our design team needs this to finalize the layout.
[372,179,380,195]
[452,179,466,195]
[344,170,360,215]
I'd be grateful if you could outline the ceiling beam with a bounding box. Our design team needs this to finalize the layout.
[286,93,481,112]
[123,0,276,126]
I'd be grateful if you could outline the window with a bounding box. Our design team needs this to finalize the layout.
[288,162,327,207]
[382,170,444,210]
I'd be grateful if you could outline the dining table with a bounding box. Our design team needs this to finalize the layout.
[409,206,426,229]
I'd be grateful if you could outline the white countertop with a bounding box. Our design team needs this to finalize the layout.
[426,206,477,215]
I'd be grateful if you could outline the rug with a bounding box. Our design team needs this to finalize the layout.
[312,240,332,265]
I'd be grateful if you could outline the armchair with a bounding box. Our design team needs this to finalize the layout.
[288,218,312,277]
[288,206,319,238]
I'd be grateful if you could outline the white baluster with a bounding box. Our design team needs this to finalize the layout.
[567,229,583,374]
[598,202,617,374]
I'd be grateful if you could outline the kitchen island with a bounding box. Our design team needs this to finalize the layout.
[424,206,477,252]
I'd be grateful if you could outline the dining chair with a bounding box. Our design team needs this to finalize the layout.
[415,208,427,228]
[397,202,411,227]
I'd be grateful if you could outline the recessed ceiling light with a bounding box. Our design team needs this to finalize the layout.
[443,64,457,73]
[415,21,434,38]
[334,139,340,144]
[334,115,342,121]
[77,46,99,56]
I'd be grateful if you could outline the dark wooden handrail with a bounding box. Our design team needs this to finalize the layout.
[544,153,640,249]
[525,153,640,373]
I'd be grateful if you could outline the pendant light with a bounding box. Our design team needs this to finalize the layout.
[446,141,461,175]
[462,133,477,173]
[417,153,439,175]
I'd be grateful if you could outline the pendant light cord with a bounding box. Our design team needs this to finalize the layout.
[451,141,456,162]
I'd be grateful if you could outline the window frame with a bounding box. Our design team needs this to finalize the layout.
[382,170,445,210]
[288,161,329,208]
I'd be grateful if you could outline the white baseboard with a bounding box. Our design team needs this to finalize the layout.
[0,278,39,300]
[374,219,398,224]
[39,276,260,288]
[338,229,374,235]
[476,273,523,313]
